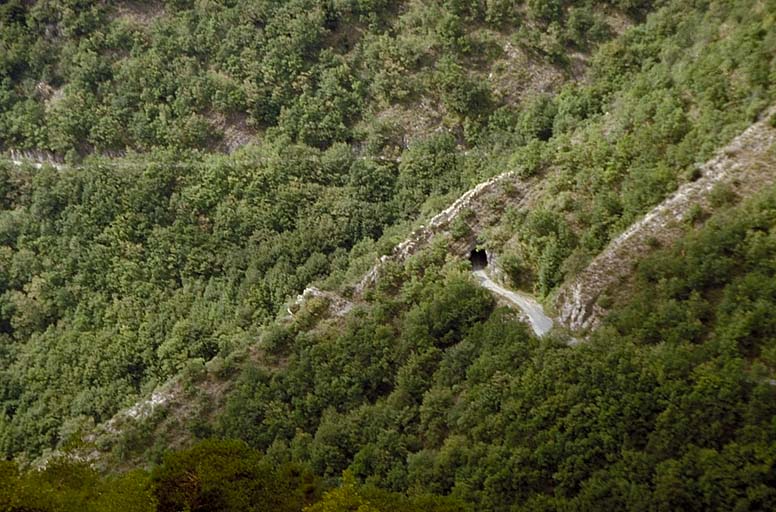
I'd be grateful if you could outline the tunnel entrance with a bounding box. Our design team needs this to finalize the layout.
[470,248,488,270]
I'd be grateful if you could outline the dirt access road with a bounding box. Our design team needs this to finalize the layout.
[473,269,554,337]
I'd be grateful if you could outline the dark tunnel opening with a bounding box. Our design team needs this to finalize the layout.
[470,248,488,270]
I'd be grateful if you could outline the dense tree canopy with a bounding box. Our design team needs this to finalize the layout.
[1,0,776,510]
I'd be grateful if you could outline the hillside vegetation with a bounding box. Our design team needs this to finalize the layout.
[0,0,645,460]
[1,0,776,510]
[1,0,636,156]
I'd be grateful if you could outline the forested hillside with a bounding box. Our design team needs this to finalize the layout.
[1,0,776,510]
[0,0,646,460]
[1,0,636,156]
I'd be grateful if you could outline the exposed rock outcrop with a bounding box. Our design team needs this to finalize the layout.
[288,286,355,318]
[7,149,65,169]
[555,108,776,332]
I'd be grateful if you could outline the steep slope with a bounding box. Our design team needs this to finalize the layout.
[556,108,776,331]
[3,6,776,512]
[76,182,776,510]
[0,1,642,461]
[75,108,776,474]
[0,0,627,158]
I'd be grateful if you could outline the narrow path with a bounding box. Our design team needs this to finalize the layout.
[473,269,554,337]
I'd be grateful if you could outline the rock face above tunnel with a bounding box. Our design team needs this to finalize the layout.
[555,107,776,332]
[355,171,532,296]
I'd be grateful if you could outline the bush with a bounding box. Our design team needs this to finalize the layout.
[709,182,738,208]
[394,133,461,217]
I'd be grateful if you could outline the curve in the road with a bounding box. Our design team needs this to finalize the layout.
[473,269,554,337]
